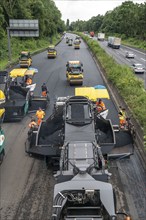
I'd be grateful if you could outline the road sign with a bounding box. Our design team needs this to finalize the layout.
[7,19,39,61]
[9,19,39,37]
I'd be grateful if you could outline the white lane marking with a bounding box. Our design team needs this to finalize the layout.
[123,45,146,56]
[126,58,131,62]
[141,58,146,62]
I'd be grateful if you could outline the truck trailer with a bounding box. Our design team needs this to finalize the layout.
[97,33,105,41]
[108,37,121,49]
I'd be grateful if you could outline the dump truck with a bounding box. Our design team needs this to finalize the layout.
[108,37,121,49]
[66,61,83,85]
[0,108,5,164]
[25,96,134,220]
[97,33,105,41]
[19,51,32,68]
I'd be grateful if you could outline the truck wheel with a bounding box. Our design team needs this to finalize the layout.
[0,149,5,165]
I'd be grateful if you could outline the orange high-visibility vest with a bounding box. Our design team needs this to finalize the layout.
[96,101,106,111]
[119,115,126,125]
[36,110,45,119]
[42,91,47,97]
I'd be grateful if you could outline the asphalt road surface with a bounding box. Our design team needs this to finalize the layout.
[97,39,146,88]
[0,34,146,220]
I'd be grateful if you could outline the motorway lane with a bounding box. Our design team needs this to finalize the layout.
[97,39,146,86]
[0,34,146,220]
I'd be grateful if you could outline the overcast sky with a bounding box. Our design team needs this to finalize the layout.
[54,0,145,23]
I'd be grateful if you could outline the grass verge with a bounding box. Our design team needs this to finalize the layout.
[0,34,61,70]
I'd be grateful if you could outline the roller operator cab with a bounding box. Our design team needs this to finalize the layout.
[66,61,83,85]
[68,38,73,46]
[47,45,57,58]
[75,36,81,43]
[19,51,32,68]
[74,39,80,49]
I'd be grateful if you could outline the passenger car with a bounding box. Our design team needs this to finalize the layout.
[125,51,135,58]
[131,63,145,74]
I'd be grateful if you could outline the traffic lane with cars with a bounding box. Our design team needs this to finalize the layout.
[0,35,145,220]
[97,40,145,66]
[97,39,146,65]
[97,40,146,86]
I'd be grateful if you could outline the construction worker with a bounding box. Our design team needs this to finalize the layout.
[96,98,106,112]
[119,106,126,119]
[0,90,5,104]
[26,77,32,85]
[118,112,127,129]
[36,107,45,126]
[41,83,48,97]
[29,118,38,129]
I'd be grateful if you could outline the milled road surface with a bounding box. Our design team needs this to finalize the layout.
[0,34,146,220]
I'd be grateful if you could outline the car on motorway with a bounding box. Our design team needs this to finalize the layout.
[131,63,145,74]
[125,51,135,58]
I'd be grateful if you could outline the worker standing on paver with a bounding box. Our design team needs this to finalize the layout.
[96,98,106,112]
[41,83,48,97]
[36,107,45,126]
[118,112,127,129]
[26,77,32,85]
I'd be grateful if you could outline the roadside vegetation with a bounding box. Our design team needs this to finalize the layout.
[69,1,146,50]
[80,33,146,149]
[0,0,65,69]
[0,35,61,70]
[121,37,146,51]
